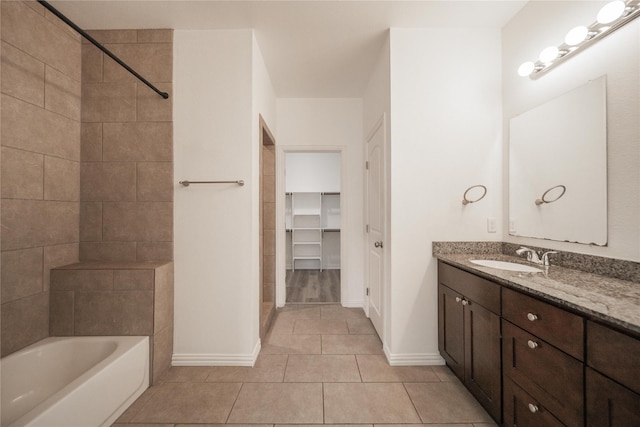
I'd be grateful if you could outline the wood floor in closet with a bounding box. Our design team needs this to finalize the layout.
[286,269,340,303]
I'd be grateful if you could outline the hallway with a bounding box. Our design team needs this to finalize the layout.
[113,305,496,426]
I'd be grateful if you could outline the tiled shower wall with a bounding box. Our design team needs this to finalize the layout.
[80,29,173,262]
[1,1,82,356]
[1,3,174,357]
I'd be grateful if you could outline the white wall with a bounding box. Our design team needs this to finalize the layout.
[276,99,364,307]
[285,153,341,192]
[387,28,503,363]
[503,2,640,262]
[173,29,274,365]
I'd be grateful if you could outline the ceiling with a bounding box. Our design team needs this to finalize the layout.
[50,1,528,97]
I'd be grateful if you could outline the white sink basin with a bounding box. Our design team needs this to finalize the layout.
[469,259,542,273]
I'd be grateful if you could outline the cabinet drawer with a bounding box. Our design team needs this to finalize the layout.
[503,320,584,427]
[438,262,500,314]
[587,321,640,394]
[502,287,584,360]
[586,367,640,427]
[503,377,565,427]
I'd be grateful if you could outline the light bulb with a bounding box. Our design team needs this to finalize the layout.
[539,46,559,63]
[518,62,535,77]
[597,0,625,24]
[565,26,588,45]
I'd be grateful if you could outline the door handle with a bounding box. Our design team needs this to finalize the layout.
[374,241,383,248]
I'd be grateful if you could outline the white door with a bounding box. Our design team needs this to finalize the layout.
[366,117,385,338]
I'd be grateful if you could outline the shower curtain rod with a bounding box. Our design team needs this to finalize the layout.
[37,0,169,99]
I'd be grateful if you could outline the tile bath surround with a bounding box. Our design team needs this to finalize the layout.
[50,261,174,383]
[80,28,173,263]
[1,0,81,356]
[2,1,175,370]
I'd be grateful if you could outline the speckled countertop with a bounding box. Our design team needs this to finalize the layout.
[436,253,640,335]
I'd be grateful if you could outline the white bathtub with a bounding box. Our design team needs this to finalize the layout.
[1,336,149,427]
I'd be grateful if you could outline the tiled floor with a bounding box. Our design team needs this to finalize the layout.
[113,304,497,427]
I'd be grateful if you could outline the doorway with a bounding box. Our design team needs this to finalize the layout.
[284,152,342,303]
[260,115,276,340]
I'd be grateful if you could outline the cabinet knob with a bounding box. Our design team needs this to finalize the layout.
[528,403,539,413]
[461,299,470,306]
[455,297,462,303]
[527,312,538,321]
[527,340,539,349]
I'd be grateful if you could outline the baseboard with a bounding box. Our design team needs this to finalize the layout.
[341,298,364,308]
[384,345,446,366]
[172,339,261,367]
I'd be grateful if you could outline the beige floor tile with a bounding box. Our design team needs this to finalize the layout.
[356,355,440,382]
[262,333,321,354]
[268,316,296,335]
[112,424,174,427]
[321,305,367,320]
[115,387,159,422]
[404,382,494,424]
[324,383,421,424]
[157,366,212,383]
[433,365,459,382]
[131,382,242,424]
[176,425,273,427]
[376,425,472,427]
[227,383,323,424]
[276,305,321,320]
[205,354,287,382]
[293,318,349,334]
[280,425,372,427]
[284,354,361,382]
[347,318,377,334]
[322,334,383,355]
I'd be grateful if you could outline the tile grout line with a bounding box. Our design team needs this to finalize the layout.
[224,381,245,424]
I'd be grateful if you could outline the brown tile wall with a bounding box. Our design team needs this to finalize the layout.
[1,1,81,356]
[50,262,174,383]
[263,145,276,303]
[79,29,173,263]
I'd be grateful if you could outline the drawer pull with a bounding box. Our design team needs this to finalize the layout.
[527,340,539,349]
[461,299,470,306]
[528,403,539,413]
[455,297,462,303]
[527,312,538,321]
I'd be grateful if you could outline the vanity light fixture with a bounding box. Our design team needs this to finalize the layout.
[518,0,640,79]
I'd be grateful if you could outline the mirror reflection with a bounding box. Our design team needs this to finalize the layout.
[509,76,608,245]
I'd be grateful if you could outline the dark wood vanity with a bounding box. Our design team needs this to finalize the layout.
[437,259,640,427]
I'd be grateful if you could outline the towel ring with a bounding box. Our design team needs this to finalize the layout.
[535,185,566,205]
[462,185,487,205]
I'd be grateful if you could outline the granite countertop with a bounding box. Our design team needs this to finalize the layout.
[436,253,640,335]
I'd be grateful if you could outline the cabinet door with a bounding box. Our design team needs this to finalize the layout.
[504,377,565,427]
[586,367,640,427]
[502,320,584,426]
[464,300,501,422]
[438,284,464,380]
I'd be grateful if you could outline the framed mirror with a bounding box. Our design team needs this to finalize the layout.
[509,76,607,245]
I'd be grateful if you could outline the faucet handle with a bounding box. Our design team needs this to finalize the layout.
[541,251,558,266]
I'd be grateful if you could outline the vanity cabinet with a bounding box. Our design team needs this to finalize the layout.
[437,262,502,422]
[585,321,640,426]
[437,260,640,427]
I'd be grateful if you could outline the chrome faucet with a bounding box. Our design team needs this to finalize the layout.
[516,247,558,267]
[516,246,542,264]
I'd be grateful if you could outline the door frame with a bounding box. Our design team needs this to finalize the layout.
[275,146,348,307]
